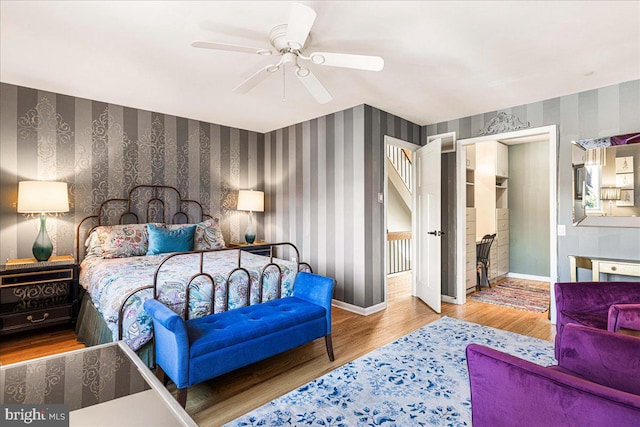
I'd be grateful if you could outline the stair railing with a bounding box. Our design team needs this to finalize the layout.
[387,231,412,274]
[386,145,412,192]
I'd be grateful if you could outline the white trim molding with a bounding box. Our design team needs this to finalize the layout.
[332,299,387,316]
[441,295,457,304]
[507,272,552,282]
[456,125,559,323]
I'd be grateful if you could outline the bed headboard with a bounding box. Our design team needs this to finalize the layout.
[76,184,213,261]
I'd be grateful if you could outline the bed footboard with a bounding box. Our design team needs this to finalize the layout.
[116,242,311,339]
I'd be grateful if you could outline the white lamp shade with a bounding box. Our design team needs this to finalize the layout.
[237,190,264,212]
[17,181,70,213]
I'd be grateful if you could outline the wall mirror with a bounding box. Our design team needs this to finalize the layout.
[572,132,640,227]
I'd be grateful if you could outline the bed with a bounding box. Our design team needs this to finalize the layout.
[74,185,311,365]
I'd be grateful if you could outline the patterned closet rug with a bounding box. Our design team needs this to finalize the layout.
[227,316,555,427]
[470,279,550,312]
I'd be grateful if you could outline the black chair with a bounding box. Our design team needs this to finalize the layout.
[476,234,496,291]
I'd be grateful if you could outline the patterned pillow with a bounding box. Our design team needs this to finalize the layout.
[194,218,226,250]
[167,218,226,250]
[84,230,104,260]
[93,224,152,259]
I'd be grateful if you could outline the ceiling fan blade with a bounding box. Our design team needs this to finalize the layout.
[191,41,273,56]
[308,52,384,71]
[233,66,276,94]
[296,69,332,104]
[286,3,317,50]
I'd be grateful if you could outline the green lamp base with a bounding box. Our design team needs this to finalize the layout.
[244,211,256,244]
[32,213,53,262]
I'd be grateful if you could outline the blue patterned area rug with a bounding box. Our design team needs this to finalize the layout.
[227,317,555,427]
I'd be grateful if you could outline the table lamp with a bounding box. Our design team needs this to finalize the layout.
[237,190,264,244]
[599,186,621,217]
[17,181,70,261]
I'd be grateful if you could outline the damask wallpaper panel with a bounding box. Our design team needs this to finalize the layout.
[0,83,264,262]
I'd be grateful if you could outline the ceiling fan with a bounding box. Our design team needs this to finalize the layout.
[191,3,384,104]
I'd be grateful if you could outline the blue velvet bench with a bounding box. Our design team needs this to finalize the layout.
[143,271,335,407]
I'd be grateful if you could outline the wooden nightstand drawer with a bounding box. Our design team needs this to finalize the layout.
[1,258,78,335]
[228,242,272,257]
[1,268,74,286]
[597,262,640,276]
[1,281,71,304]
[0,305,74,334]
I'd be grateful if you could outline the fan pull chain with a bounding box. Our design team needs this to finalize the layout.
[282,65,286,102]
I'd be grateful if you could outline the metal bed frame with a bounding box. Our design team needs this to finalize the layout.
[74,185,312,340]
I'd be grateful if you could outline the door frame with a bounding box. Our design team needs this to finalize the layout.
[383,135,421,304]
[455,125,559,320]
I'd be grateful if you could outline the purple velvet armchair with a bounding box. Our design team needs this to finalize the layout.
[555,281,640,358]
[467,324,640,427]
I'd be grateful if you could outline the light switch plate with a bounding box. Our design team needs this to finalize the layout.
[557,224,566,236]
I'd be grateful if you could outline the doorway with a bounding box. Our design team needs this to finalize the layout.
[456,125,559,322]
[384,136,419,307]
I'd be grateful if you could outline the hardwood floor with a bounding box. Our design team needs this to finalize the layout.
[0,324,84,365]
[0,272,555,426]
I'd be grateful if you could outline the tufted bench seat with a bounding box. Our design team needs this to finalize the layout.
[144,271,335,407]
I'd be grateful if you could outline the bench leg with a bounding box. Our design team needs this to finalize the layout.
[156,365,168,386]
[325,334,335,361]
[177,387,188,408]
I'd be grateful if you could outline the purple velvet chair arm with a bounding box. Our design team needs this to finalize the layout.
[558,323,640,395]
[466,343,640,427]
[554,281,640,358]
[608,303,640,332]
[555,282,640,314]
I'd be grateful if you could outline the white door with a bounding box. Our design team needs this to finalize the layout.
[415,138,442,313]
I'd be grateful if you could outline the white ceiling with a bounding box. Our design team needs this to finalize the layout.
[1,1,639,133]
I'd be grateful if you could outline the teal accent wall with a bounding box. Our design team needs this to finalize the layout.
[509,141,550,276]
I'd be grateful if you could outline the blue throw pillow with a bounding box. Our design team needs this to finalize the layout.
[146,223,196,255]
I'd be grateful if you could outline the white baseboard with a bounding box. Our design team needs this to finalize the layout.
[441,295,457,304]
[507,272,551,282]
[332,299,387,316]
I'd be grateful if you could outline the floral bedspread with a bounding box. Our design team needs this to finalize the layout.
[79,251,302,351]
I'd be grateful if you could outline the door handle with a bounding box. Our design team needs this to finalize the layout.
[428,230,444,236]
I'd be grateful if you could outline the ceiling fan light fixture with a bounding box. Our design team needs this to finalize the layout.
[310,54,325,65]
[194,3,383,104]
[296,67,310,77]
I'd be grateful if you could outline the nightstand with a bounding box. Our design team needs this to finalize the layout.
[0,255,79,335]
[228,242,272,257]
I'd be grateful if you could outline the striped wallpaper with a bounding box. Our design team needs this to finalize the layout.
[425,79,640,282]
[3,79,638,311]
[263,105,420,308]
[0,83,264,262]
